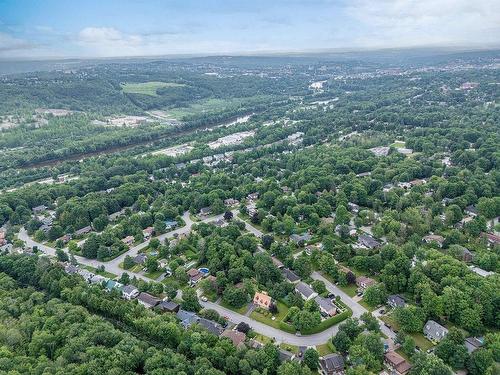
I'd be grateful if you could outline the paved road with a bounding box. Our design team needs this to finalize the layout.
[200,299,340,346]
[311,271,395,340]
[18,210,225,282]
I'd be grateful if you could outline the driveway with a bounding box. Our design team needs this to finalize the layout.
[311,271,396,340]
[200,299,340,346]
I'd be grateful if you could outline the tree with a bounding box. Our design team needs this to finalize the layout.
[434,329,468,369]
[92,214,109,232]
[262,234,274,250]
[224,211,233,221]
[55,248,68,262]
[402,335,416,358]
[291,310,321,331]
[335,205,350,225]
[82,234,99,259]
[311,280,327,295]
[145,257,159,273]
[150,238,160,250]
[394,306,425,333]
[119,273,130,285]
[123,255,135,270]
[333,330,352,353]
[360,312,380,332]
[363,284,387,307]
[303,348,319,370]
[411,352,453,374]
[277,361,311,375]
[222,286,248,308]
[181,288,201,312]
[467,349,494,375]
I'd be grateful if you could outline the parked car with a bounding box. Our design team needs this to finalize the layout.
[200,296,208,302]
[379,309,385,314]
[327,293,335,298]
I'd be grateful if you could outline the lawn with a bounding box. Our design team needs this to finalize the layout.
[120,262,143,273]
[338,284,358,297]
[359,298,377,312]
[391,141,406,148]
[144,270,164,280]
[279,343,299,354]
[380,315,434,352]
[220,300,250,315]
[250,301,289,330]
[316,342,335,356]
[81,265,117,279]
[121,81,185,96]
[253,333,274,345]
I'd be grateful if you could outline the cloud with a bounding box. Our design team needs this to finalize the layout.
[0,32,34,52]
[347,0,500,48]
[78,27,142,45]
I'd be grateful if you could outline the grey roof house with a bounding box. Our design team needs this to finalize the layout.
[423,320,448,342]
[387,294,406,308]
[295,282,318,300]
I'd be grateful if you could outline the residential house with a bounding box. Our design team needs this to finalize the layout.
[187,268,203,285]
[295,282,318,301]
[133,253,147,265]
[105,280,123,292]
[32,205,47,214]
[137,292,160,309]
[197,318,224,336]
[356,276,377,290]
[355,234,381,250]
[423,320,448,343]
[122,285,140,300]
[164,220,178,230]
[469,266,494,277]
[0,231,5,246]
[157,300,180,313]
[453,245,473,262]
[246,202,258,217]
[282,268,300,283]
[212,218,228,228]
[199,207,212,217]
[384,351,412,375]
[253,291,273,310]
[224,198,239,207]
[90,275,106,285]
[64,264,78,275]
[409,179,426,187]
[272,256,284,269]
[319,353,345,375]
[423,234,445,248]
[143,227,154,239]
[481,232,500,247]
[465,205,478,217]
[221,329,246,348]
[315,296,337,317]
[77,268,94,282]
[176,309,198,328]
[122,236,134,247]
[348,202,360,213]
[290,233,312,245]
[247,192,259,201]
[387,294,406,308]
[75,226,92,236]
[60,234,72,244]
[0,243,13,253]
[464,337,484,354]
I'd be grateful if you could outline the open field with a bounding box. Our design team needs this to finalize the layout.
[121,82,185,96]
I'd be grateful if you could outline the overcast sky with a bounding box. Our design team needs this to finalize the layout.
[1,0,499,59]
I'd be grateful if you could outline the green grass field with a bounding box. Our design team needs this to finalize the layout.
[316,342,335,356]
[250,301,289,330]
[391,141,406,148]
[81,265,117,279]
[121,81,185,96]
[220,300,250,315]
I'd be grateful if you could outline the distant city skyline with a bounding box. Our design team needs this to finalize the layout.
[1,0,499,59]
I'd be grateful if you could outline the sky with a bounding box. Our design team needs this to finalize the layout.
[0,0,499,59]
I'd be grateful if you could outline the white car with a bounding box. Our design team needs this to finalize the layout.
[200,296,208,302]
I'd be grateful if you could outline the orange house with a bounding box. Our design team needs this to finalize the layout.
[253,291,272,310]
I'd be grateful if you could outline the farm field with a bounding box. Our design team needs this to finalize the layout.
[121,81,186,96]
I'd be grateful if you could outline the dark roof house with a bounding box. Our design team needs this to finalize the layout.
[320,353,345,375]
[387,294,406,308]
[423,320,448,342]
